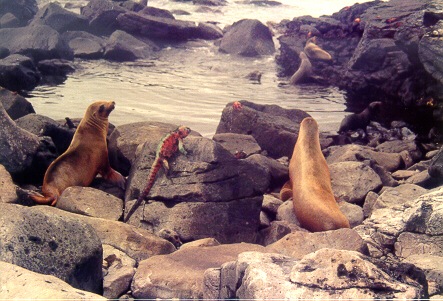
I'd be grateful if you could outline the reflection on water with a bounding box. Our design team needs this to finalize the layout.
[29,42,347,137]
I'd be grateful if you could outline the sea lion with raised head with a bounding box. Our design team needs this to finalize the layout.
[339,101,382,133]
[285,117,350,232]
[289,51,312,85]
[30,101,126,206]
[304,36,332,61]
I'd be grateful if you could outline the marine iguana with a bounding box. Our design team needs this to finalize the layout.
[124,125,191,222]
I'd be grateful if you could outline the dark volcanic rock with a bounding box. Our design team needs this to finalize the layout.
[0,0,39,26]
[429,147,443,179]
[29,2,89,33]
[61,31,106,59]
[0,87,35,120]
[215,100,311,158]
[81,0,127,36]
[140,6,175,19]
[0,54,40,92]
[0,12,20,28]
[219,19,275,56]
[104,30,159,61]
[0,25,73,61]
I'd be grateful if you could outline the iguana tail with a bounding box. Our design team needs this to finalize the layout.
[124,158,163,222]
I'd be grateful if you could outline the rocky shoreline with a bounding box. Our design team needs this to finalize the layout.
[1,0,443,299]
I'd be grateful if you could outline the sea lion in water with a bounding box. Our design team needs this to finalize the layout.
[284,117,350,232]
[30,101,126,206]
[304,36,332,61]
[339,101,382,133]
[289,51,312,85]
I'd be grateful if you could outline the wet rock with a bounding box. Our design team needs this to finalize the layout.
[0,203,103,294]
[0,0,39,27]
[197,22,224,40]
[0,54,40,92]
[267,228,368,259]
[0,101,57,183]
[37,59,75,85]
[131,243,267,299]
[330,161,382,203]
[0,87,35,120]
[118,0,146,12]
[193,0,228,6]
[219,19,275,56]
[0,262,107,300]
[81,0,127,36]
[216,100,311,158]
[0,25,73,61]
[419,20,443,85]
[29,2,89,33]
[37,206,176,262]
[116,11,202,41]
[56,186,123,220]
[61,31,106,59]
[0,164,18,204]
[104,30,159,62]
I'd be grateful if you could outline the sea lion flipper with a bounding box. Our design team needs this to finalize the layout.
[280,180,293,201]
[103,168,126,189]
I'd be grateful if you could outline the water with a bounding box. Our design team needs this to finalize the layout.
[30,0,372,137]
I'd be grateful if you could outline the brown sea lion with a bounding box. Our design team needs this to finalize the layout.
[304,36,332,61]
[285,117,350,232]
[30,101,126,206]
[289,51,312,85]
[339,101,382,133]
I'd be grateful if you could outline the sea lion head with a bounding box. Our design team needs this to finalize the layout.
[300,117,319,138]
[87,101,115,120]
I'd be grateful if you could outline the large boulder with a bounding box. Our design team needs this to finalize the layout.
[0,25,73,61]
[219,19,275,56]
[0,54,40,91]
[0,101,57,183]
[0,262,107,300]
[125,133,270,243]
[0,86,35,121]
[131,243,267,299]
[0,203,103,294]
[215,100,311,158]
[61,31,106,59]
[29,2,89,33]
[204,250,427,299]
[81,0,127,36]
[0,0,39,26]
[103,30,159,61]
[429,147,443,179]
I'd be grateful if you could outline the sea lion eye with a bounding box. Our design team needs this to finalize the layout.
[99,105,105,113]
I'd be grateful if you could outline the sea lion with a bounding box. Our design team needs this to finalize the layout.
[339,101,382,133]
[289,51,312,85]
[30,101,126,206]
[286,117,350,232]
[304,36,332,61]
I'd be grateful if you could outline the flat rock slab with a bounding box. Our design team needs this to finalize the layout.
[131,243,267,299]
[0,262,106,300]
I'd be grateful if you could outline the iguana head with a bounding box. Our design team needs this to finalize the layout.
[176,125,191,138]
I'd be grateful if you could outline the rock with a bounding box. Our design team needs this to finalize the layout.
[212,133,261,157]
[29,2,89,33]
[118,0,146,12]
[376,140,422,162]
[267,228,368,259]
[0,203,103,294]
[131,243,267,299]
[338,201,364,228]
[330,161,382,203]
[108,121,181,177]
[0,12,20,28]
[215,100,311,158]
[419,20,443,85]
[56,186,123,220]
[260,210,271,227]
[0,87,35,120]
[193,0,228,6]
[405,169,440,188]
[0,0,39,26]
[81,0,127,36]
[219,19,274,56]
[373,184,428,211]
[429,147,443,179]
[0,54,40,92]
[139,6,175,19]
[276,200,300,225]
[245,154,289,189]
[116,11,202,41]
[261,194,283,216]
[395,232,443,259]
[0,101,57,183]
[368,160,399,187]
[0,25,73,61]
[103,244,136,269]
[158,228,182,248]
[61,31,106,59]
[403,254,443,288]
[37,206,176,262]
[0,262,107,300]
[104,30,159,62]
[197,22,224,40]
[0,164,18,203]
[363,190,379,218]
[257,220,305,246]
[37,59,75,85]
[204,249,426,299]
[180,237,221,249]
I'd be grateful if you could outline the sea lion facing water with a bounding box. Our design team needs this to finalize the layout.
[339,101,382,133]
[30,101,126,206]
[304,36,332,61]
[289,51,312,85]
[285,117,350,232]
